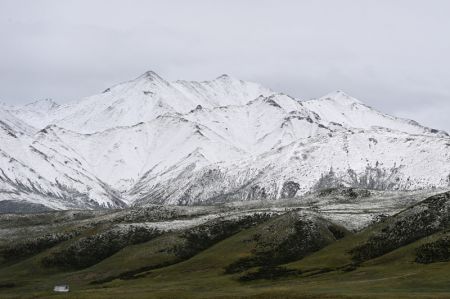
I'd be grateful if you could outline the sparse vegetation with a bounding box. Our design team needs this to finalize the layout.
[0,191,448,298]
[415,234,450,264]
[225,218,345,274]
[0,230,79,260]
[41,226,160,269]
[350,192,450,262]
[174,213,273,259]
[239,266,301,281]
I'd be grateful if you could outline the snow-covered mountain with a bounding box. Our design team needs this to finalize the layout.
[8,72,272,134]
[1,71,449,209]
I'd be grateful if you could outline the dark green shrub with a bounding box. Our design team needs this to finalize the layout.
[415,237,450,264]
[42,226,160,269]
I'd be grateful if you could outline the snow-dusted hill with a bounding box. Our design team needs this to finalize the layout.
[1,71,449,209]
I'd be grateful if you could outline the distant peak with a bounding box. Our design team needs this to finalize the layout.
[332,90,346,95]
[25,98,60,110]
[216,74,230,80]
[247,93,289,108]
[215,74,239,82]
[325,90,350,98]
[320,90,362,105]
[137,70,166,82]
[0,101,10,109]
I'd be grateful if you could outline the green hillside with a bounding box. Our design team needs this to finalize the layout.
[0,191,449,299]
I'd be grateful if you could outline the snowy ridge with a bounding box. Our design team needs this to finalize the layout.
[1,71,449,209]
[0,107,36,136]
[9,72,273,134]
[7,99,60,130]
[303,91,447,136]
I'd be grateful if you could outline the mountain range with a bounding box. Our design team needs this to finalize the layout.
[0,71,449,210]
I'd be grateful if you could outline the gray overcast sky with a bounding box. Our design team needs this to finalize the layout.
[1,0,449,131]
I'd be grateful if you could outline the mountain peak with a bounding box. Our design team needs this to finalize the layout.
[24,98,60,111]
[1,71,450,211]
[216,74,231,80]
[215,74,238,82]
[0,101,12,109]
[137,70,166,82]
[320,90,363,105]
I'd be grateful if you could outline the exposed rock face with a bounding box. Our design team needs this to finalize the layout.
[280,181,300,198]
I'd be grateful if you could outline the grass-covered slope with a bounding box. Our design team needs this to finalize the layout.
[0,191,449,298]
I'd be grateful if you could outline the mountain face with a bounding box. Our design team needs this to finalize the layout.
[8,72,272,134]
[1,71,449,209]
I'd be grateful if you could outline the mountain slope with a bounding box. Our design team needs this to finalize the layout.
[6,99,60,130]
[9,72,273,134]
[0,120,126,210]
[0,71,449,209]
[303,90,448,137]
[130,127,450,205]
[0,107,36,136]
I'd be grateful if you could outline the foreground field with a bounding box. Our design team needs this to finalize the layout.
[0,189,449,298]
